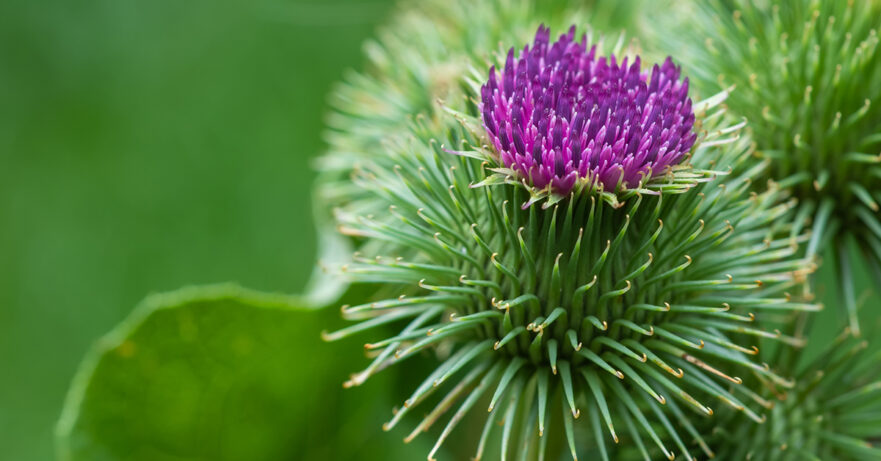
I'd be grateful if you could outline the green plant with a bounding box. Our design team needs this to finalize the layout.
[672,0,881,334]
[50,1,881,460]
[323,24,818,460]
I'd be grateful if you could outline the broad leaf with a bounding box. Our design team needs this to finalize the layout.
[56,284,433,461]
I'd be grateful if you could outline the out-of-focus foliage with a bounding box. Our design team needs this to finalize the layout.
[56,285,436,461]
[0,0,393,459]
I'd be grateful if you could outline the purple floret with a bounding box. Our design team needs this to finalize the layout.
[480,25,697,196]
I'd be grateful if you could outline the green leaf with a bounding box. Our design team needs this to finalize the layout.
[56,284,434,461]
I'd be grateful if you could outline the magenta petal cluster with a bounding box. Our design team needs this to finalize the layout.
[480,25,697,196]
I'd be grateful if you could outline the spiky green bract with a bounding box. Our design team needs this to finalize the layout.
[706,330,881,460]
[667,0,881,334]
[317,0,646,217]
[325,81,818,459]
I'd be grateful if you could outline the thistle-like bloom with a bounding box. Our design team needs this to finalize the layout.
[671,0,881,334]
[325,24,817,461]
[316,0,648,218]
[481,26,696,197]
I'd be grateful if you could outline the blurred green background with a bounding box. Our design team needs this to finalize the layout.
[0,0,395,459]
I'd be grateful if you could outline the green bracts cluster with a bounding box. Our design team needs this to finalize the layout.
[674,0,881,335]
[325,113,817,458]
[318,0,881,459]
[708,329,881,460]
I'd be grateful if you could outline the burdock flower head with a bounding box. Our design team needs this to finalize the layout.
[480,26,696,203]
[326,24,817,461]
[315,0,645,216]
[674,0,881,334]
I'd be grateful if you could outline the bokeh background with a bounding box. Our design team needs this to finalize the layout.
[1,1,398,459]
[2,1,878,460]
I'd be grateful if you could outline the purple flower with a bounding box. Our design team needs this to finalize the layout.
[480,25,697,196]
